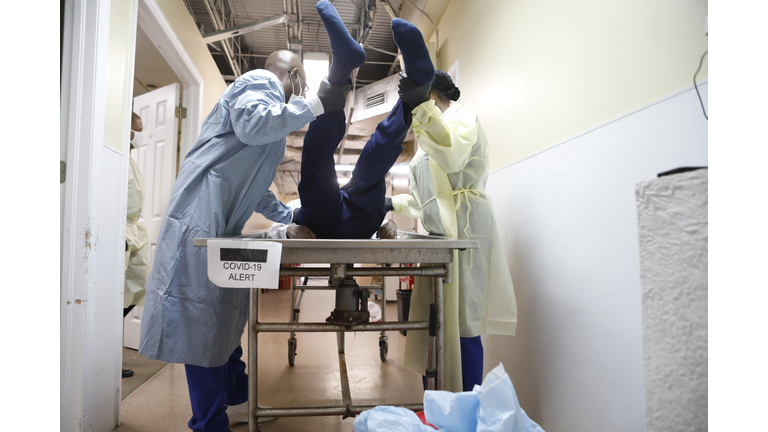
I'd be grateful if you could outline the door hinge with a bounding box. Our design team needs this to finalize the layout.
[60,160,66,184]
[175,105,187,119]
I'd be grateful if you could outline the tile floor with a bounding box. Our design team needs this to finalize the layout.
[114,281,424,432]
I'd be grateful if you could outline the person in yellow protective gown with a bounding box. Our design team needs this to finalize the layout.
[123,112,150,378]
[392,70,518,392]
[124,114,150,319]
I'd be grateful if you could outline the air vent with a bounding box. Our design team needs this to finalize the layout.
[365,92,386,109]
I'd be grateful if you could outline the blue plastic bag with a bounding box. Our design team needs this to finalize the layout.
[424,363,545,432]
[353,405,436,432]
[422,390,480,431]
[354,364,544,432]
[475,364,545,432]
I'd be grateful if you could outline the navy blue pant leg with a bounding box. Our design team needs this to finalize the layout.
[185,345,249,432]
[342,99,410,211]
[460,336,484,391]
[224,346,248,406]
[294,110,347,238]
[326,99,411,239]
[297,101,410,239]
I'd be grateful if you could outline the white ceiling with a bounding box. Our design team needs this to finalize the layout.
[133,25,181,98]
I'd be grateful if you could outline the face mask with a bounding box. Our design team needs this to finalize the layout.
[131,130,144,147]
[289,68,308,103]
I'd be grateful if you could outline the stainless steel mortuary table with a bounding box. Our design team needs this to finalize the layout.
[194,231,477,432]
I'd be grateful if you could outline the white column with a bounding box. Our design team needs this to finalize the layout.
[60,0,137,430]
[636,168,708,432]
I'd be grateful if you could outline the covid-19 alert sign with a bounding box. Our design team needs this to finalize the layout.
[206,240,282,288]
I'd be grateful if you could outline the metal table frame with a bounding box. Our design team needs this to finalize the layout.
[287,276,389,364]
[195,232,477,432]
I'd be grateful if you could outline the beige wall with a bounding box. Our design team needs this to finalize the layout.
[420,0,708,171]
[155,0,228,113]
[103,0,139,153]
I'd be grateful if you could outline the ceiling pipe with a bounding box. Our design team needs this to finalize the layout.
[403,0,438,50]
[303,20,361,28]
[337,0,377,164]
[283,0,291,50]
[203,14,295,43]
[358,0,378,46]
[364,44,399,57]
[296,0,303,59]
[275,0,301,188]
[202,0,241,77]
[381,0,404,76]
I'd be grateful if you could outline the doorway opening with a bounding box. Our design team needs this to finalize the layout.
[121,0,205,402]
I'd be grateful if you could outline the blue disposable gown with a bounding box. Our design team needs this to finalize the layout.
[139,70,316,367]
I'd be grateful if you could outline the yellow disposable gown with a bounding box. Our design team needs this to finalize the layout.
[392,101,518,392]
[125,157,149,308]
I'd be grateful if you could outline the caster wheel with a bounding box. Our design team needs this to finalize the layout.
[379,339,388,362]
[288,338,297,367]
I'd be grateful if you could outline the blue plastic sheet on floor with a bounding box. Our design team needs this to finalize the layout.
[353,406,436,432]
[353,364,544,432]
[424,363,545,432]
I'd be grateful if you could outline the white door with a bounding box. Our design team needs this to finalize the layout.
[124,82,181,349]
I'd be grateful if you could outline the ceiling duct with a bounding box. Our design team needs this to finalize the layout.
[365,92,386,109]
[351,73,399,123]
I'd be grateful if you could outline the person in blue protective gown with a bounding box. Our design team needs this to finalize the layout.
[290,17,436,241]
[137,43,353,430]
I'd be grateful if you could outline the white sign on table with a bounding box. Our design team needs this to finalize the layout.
[207,240,283,288]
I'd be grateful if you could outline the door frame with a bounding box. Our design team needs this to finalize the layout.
[137,0,204,159]
[60,1,203,430]
[61,0,122,429]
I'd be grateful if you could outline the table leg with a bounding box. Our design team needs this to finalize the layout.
[433,276,445,390]
[249,288,259,432]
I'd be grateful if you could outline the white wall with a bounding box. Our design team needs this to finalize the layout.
[482,84,707,431]
[425,0,708,170]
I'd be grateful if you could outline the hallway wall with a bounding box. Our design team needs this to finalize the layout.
[424,0,708,170]
[482,84,707,431]
[155,0,227,115]
[401,3,710,428]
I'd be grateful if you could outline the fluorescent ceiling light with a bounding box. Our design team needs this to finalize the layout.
[338,177,351,185]
[393,177,409,188]
[389,165,410,174]
[303,53,329,99]
[335,165,355,172]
